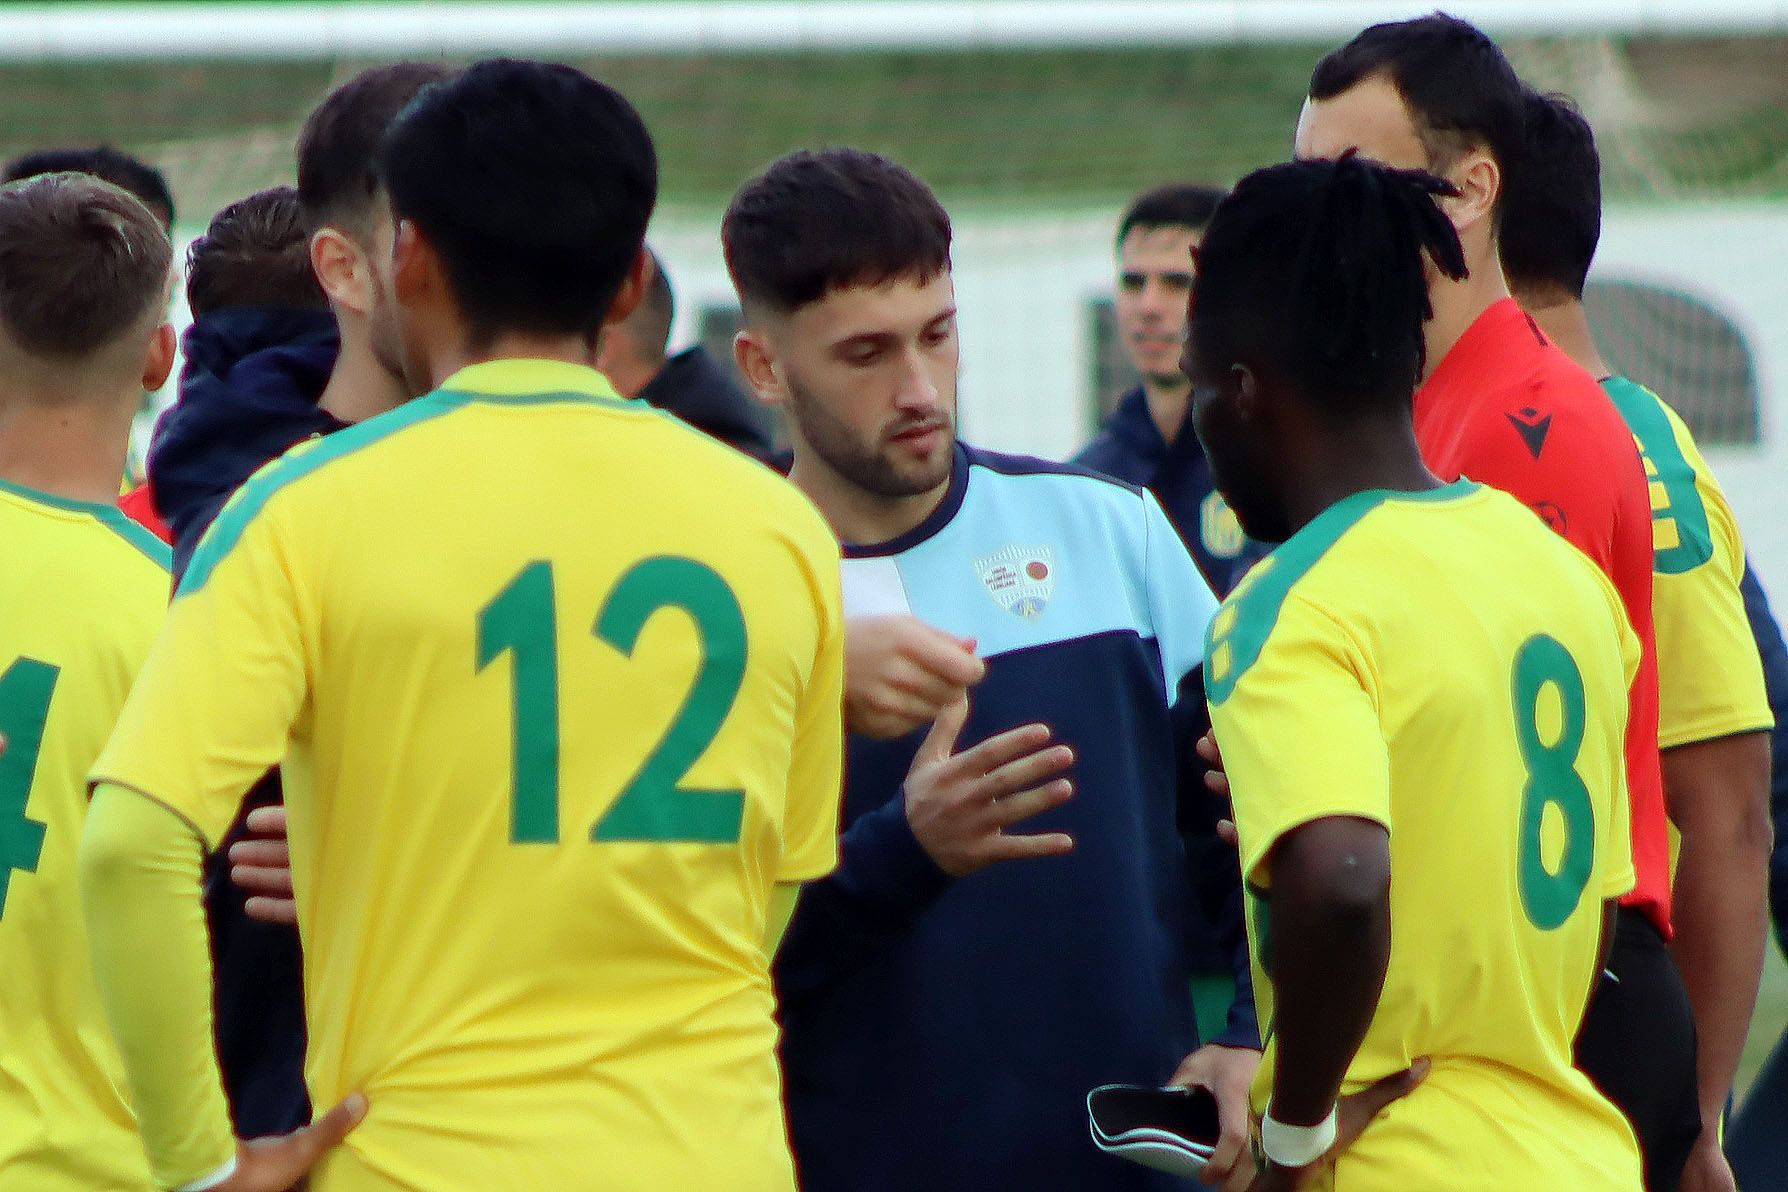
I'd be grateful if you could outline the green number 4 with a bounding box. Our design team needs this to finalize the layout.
[1511,634,1596,930]
[0,658,60,918]
[477,558,747,846]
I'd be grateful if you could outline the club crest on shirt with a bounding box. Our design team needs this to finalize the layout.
[974,545,1056,621]
[1200,491,1246,559]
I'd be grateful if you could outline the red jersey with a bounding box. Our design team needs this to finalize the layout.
[119,481,173,545]
[1415,298,1668,935]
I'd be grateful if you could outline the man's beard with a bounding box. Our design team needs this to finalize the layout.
[785,372,956,499]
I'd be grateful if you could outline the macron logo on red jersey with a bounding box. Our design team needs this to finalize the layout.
[1506,407,1553,460]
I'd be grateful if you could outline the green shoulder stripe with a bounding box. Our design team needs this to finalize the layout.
[96,508,172,572]
[1600,376,1713,576]
[179,392,469,597]
[1204,482,1477,704]
[0,475,171,571]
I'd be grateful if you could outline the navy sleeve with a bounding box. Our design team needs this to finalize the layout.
[773,792,953,1004]
[1739,564,1788,952]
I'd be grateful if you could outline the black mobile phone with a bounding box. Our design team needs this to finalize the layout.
[1088,1084,1221,1147]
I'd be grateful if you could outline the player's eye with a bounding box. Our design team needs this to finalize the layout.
[1118,273,1144,292]
[1164,273,1194,292]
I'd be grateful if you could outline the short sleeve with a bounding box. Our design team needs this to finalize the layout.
[90,500,309,848]
[1649,414,1774,746]
[777,528,845,883]
[1208,592,1389,887]
[1142,490,1218,696]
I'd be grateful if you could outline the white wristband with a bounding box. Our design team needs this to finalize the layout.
[1260,1104,1338,1169]
[172,1153,238,1192]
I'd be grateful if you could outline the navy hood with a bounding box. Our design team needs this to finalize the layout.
[150,307,341,579]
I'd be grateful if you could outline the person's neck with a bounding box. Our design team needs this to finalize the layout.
[1519,293,1611,379]
[789,450,954,549]
[319,317,409,423]
[0,386,135,505]
[1278,417,1444,539]
[425,330,601,391]
[604,351,665,401]
[1420,237,1512,382]
[1141,376,1190,443]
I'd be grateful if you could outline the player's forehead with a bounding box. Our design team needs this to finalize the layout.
[1294,75,1429,172]
[788,271,957,346]
[1118,225,1199,274]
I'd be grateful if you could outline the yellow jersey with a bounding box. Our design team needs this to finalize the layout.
[1603,376,1772,748]
[1206,481,1642,1192]
[0,479,169,1191]
[93,360,844,1192]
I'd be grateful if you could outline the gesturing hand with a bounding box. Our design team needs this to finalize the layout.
[846,615,986,740]
[230,806,296,926]
[904,698,1075,876]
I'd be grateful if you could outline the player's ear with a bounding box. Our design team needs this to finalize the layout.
[390,219,439,310]
[602,247,653,328]
[141,321,177,392]
[734,326,788,409]
[311,226,371,317]
[1442,149,1499,239]
[1231,363,1261,420]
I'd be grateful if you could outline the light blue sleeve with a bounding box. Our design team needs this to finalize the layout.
[1141,490,1218,693]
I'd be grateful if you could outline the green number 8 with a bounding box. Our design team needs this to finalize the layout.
[1511,634,1596,930]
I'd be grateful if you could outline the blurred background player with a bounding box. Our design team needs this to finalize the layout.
[0,172,175,1190]
[82,59,842,1192]
[1500,88,1776,1192]
[1293,17,1690,1188]
[595,245,775,456]
[2,144,176,233]
[1075,181,1255,1050]
[146,63,451,1144]
[1076,183,1256,596]
[1192,153,1641,1192]
[725,147,1261,1192]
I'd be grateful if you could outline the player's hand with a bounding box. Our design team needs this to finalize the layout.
[904,697,1075,876]
[1167,1043,1262,1190]
[214,1092,366,1190]
[1197,730,1230,798]
[1244,1060,1430,1191]
[1677,1130,1738,1192]
[846,615,986,740]
[230,806,297,926]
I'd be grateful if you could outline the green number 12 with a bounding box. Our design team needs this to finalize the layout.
[0,658,60,918]
[477,557,747,846]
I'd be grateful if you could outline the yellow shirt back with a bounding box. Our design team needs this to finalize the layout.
[0,481,168,1191]
[94,361,844,1192]
[1603,376,1773,748]
[1206,482,1642,1192]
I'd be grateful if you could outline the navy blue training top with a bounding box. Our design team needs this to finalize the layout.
[1739,566,1788,943]
[775,444,1258,1192]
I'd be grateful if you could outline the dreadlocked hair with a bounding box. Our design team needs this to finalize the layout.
[1190,151,1467,419]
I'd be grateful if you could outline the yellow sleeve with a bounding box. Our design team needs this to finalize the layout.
[79,784,236,1189]
[90,498,310,847]
[1642,404,1772,748]
[776,527,844,883]
[1208,593,1389,888]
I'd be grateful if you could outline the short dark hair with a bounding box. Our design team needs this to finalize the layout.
[1499,90,1601,302]
[2,145,175,230]
[1191,154,1466,416]
[0,173,172,359]
[723,148,952,316]
[380,59,657,346]
[1310,13,1524,207]
[185,186,327,319]
[1117,183,1228,244]
[296,61,453,236]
